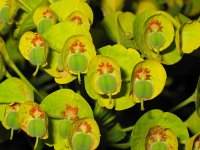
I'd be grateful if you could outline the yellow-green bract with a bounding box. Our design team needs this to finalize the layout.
[61,35,96,82]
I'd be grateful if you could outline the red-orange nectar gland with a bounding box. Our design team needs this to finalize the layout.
[29,106,45,119]
[61,105,79,121]
[31,34,44,47]
[148,20,163,32]
[43,9,53,19]
[76,121,92,133]
[97,62,113,75]
[148,126,167,143]
[135,68,151,80]
[69,39,86,53]
[71,16,83,25]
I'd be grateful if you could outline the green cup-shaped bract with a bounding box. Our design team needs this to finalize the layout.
[87,55,121,96]
[102,11,135,48]
[49,0,93,23]
[130,109,189,150]
[130,60,166,103]
[62,35,96,76]
[66,11,90,31]
[18,102,48,139]
[33,6,57,34]
[180,20,200,54]
[101,0,124,16]
[19,31,49,66]
[2,103,21,130]
[133,10,182,65]
[68,118,100,150]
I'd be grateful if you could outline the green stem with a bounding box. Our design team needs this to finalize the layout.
[16,0,32,13]
[140,100,145,111]
[32,65,40,77]
[169,89,197,112]
[34,137,39,150]
[10,128,14,140]
[122,125,135,132]
[109,143,130,149]
[77,73,81,84]
[5,70,12,78]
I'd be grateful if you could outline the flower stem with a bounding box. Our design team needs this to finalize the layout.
[122,125,135,132]
[169,89,197,112]
[34,137,39,150]
[10,128,14,140]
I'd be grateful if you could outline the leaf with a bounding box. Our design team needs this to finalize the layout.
[40,89,93,119]
[43,22,92,52]
[130,109,189,150]
[0,77,34,103]
[180,20,200,53]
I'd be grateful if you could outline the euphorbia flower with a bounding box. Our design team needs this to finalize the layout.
[87,55,121,102]
[130,60,166,110]
[33,6,57,34]
[68,118,100,150]
[61,35,96,83]
[19,31,49,76]
[18,102,48,139]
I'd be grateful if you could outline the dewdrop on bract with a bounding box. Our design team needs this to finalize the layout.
[130,60,166,110]
[61,35,96,83]
[19,31,49,76]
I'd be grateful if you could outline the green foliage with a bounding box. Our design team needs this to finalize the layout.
[0,0,200,149]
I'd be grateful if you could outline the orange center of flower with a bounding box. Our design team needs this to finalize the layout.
[31,34,44,47]
[29,106,45,119]
[97,62,113,75]
[148,20,163,32]
[61,105,79,121]
[135,68,150,80]
[77,121,91,133]
[71,16,83,25]
[148,126,167,142]
[43,9,53,19]
[70,39,86,53]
